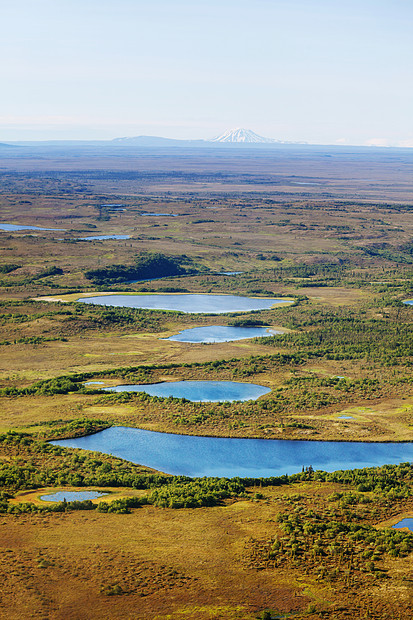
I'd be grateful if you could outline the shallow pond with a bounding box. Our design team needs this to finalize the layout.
[165,325,281,343]
[78,293,291,314]
[403,300,413,305]
[39,490,108,502]
[84,381,104,386]
[392,518,413,531]
[102,380,270,402]
[141,212,178,217]
[0,223,65,231]
[78,234,130,240]
[51,427,413,478]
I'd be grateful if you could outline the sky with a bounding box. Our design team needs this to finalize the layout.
[1,0,412,145]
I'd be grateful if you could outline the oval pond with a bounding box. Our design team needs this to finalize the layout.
[40,491,108,502]
[0,223,65,231]
[78,235,130,240]
[102,380,270,402]
[165,325,282,343]
[78,293,292,314]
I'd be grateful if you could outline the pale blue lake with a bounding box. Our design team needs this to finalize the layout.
[165,325,281,343]
[51,427,413,478]
[403,300,413,305]
[78,293,291,314]
[78,235,131,240]
[39,491,108,502]
[0,223,65,231]
[392,518,413,531]
[102,380,271,402]
[141,212,178,217]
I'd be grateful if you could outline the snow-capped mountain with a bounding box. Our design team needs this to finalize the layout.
[210,128,280,143]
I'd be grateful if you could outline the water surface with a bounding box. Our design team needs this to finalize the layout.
[403,300,413,305]
[51,427,413,478]
[141,212,178,217]
[103,380,270,402]
[392,518,413,531]
[39,491,108,502]
[78,293,291,314]
[0,223,65,231]
[165,325,281,343]
[78,235,130,240]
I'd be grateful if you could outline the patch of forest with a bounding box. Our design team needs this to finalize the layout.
[84,252,194,285]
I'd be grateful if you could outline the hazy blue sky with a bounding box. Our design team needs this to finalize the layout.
[1,0,412,145]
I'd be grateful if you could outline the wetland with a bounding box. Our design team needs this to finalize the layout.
[0,145,413,619]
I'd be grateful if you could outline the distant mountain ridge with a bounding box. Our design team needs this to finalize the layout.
[112,128,300,146]
[7,129,309,148]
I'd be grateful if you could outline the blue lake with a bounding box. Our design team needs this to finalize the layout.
[165,325,281,343]
[141,212,178,217]
[84,381,105,386]
[78,235,131,240]
[403,300,413,305]
[102,380,270,402]
[78,293,291,314]
[39,490,108,502]
[0,223,65,231]
[51,427,413,478]
[392,518,413,531]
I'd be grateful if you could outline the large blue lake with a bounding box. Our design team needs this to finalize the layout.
[102,380,270,402]
[165,325,281,343]
[78,293,291,314]
[51,427,413,478]
[0,223,65,231]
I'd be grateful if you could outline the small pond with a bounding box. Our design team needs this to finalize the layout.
[51,427,413,478]
[102,380,270,402]
[165,325,281,343]
[219,271,243,276]
[78,293,291,314]
[39,491,108,502]
[337,415,354,420]
[84,381,104,386]
[392,518,413,531]
[0,223,65,231]
[78,234,130,240]
[141,212,178,217]
[403,300,413,305]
